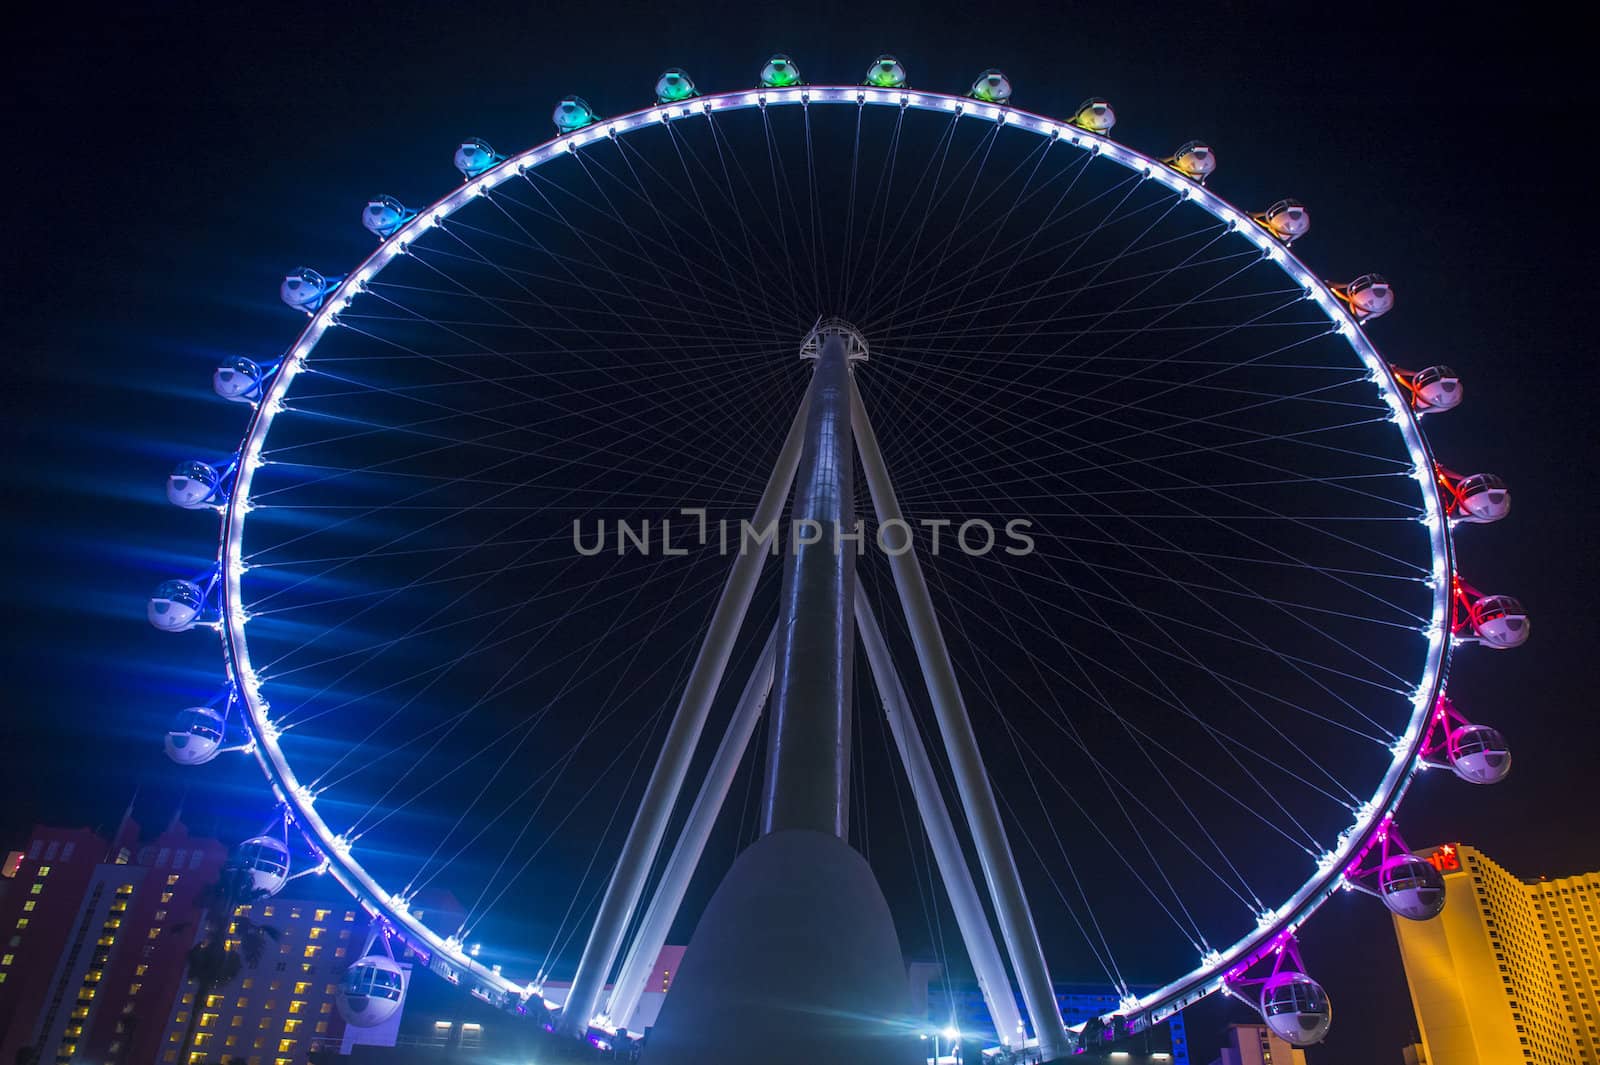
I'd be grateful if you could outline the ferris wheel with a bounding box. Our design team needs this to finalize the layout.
[147,54,1526,1058]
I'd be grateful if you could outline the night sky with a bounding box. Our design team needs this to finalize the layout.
[4,4,1596,1063]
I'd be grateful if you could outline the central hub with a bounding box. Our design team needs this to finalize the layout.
[799,316,869,363]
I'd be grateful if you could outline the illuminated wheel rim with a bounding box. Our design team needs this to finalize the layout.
[203,86,1454,1033]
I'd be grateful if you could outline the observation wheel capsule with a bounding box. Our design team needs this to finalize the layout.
[655,68,697,104]
[279,268,337,315]
[760,54,802,88]
[1254,199,1310,244]
[166,460,223,509]
[1404,365,1462,413]
[1378,853,1447,921]
[1451,472,1510,523]
[213,357,269,403]
[1333,273,1394,321]
[362,196,413,240]
[1448,724,1512,784]
[1070,97,1116,134]
[1166,140,1217,181]
[1258,971,1332,1046]
[164,706,226,766]
[1470,593,1530,649]
[233,835,291,898]
[553,95,598,134]
[969,69,1012,104]
[337,954,408,1026]
[454,138,500,179]
[864,55,907,88]
[148,579,206,632]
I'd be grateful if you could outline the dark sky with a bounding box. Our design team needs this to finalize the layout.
[4,4,1596,1063]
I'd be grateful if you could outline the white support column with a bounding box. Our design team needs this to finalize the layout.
[602,629,779,1031]
[849,377,1072,1061]
[558,390,814,1036]
[854,585,1026,1049]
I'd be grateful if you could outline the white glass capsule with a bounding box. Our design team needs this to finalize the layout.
[1258,971,1332,1046]
[167,460,221,509]
[1447,724,1512,784]
[165,706,226,766]
[362,196,411,239]
[234,835,290,897]
[1341,274,1394,320]
[1256,199,1310,243]
[1411,365,1462,412]
[454,138,498,179]
[1471,594,1530,649]
[280,269,331,314]
[1072,98,1116,134]
[148,579,205,632]
[1378,854,1447,921]
[214,357,267,403]
[337,955,407,1026]
[970,69,1012,105]
[1454,473,1510,522]
[1168,141,1216,181]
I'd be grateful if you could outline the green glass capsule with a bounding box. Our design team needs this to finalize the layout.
[865,56,907,89]
[761,54,802,88]
[969,69,1012,105]
[553,95,598,134]
[655,69,697,104]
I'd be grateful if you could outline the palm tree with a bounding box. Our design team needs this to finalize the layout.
[171,862,280,1065]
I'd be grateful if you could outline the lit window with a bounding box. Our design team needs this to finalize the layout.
[154,910,168,921]
[1,954,11,966]
[14,920,27,930]
[307,927,323,940]
[277,1039,296,1054]
[303,946,320,959]
[293,982,310,994]
[135,965,147,976]
[262,906,275,917]
[37,866,51,877]
[288,1000,306,1015]
[22,902,35,913]
[29,884,40,895]
[161,892,173,904]
[237,997,248,1008]
[314,909,331,922]
[283,1020,301,1033]
[200,1013,218,1028]
[167,875,179,885]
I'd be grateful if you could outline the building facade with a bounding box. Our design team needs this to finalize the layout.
[1204,1023,1305,1065]
[152,895,361,1065]
[1392,842,1600,1065]
[0,818,229,1065]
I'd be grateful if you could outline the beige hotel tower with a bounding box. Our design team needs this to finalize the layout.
[1392,843,1600,1063]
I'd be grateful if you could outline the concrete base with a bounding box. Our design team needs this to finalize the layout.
[641,830,922,1065]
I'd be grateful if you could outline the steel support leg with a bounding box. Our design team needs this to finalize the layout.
[849,377,1071,1060]
[558,391,814,1036]
[854,585,1026,1048]
[761,332,857,839]
[601,629,779,1031]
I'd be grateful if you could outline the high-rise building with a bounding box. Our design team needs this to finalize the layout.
[1205,1023,1306,1065]
[1391,842,1600,1065]
[151,895,363,1065]
[0,817,229,1065]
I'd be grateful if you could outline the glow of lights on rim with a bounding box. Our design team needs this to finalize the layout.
[214,85,1455,1032]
